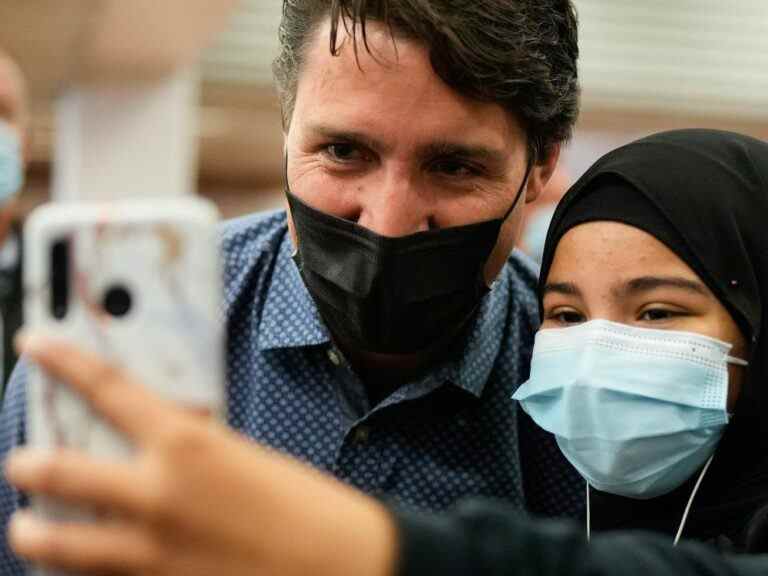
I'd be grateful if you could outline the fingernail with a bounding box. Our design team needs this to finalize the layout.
[5,450,49,481]
[9,512,49,547]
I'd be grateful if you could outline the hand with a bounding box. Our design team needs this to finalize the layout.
[6,333,398,576]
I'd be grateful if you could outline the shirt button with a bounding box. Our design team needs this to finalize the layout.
[353,425,370,444]
[327,348,342,366]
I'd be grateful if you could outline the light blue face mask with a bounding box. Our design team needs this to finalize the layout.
[0,120,23,204]
[513,319,748,501]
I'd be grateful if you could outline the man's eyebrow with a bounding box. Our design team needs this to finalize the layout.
[306,123,389,153]
[417,140,508,165]
[615,276,710,298]
[541,282,582,298]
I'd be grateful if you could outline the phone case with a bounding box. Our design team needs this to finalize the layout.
[23,197,224,574]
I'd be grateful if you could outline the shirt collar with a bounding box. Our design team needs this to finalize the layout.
[257,226,513,399]
[433,271,512,398]
[256,231,331,351]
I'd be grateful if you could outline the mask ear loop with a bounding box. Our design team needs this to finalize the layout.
[283,152,301,258]
[282,151,290,194]
[500,154,535,223]
[673,453,715,546]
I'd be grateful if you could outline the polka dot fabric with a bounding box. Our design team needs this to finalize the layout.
[0,210,582,573]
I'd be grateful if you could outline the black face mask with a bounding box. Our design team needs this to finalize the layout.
[287,159,532,355]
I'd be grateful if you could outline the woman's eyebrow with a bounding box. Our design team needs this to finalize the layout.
[614,276,709,298]
[541,281,582,298]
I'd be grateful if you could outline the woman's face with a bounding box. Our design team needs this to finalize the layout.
[542,221,748,410]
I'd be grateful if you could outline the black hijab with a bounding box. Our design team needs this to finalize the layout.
[538,129,768,551]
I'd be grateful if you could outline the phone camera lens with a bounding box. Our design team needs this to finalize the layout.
[103,285,132,318]
[50,238,70,320]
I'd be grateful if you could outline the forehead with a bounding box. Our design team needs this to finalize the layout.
[291,18,522,149]
[548,221,700,282]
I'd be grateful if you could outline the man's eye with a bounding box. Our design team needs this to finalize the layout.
[325,143,363,162]
[430,158,482,177]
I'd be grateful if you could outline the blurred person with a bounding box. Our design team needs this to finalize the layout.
[520,165,570,264]
[8,132,768,576]
[0,1,583,572]
[515,129,768,553]
[0,50,27,390]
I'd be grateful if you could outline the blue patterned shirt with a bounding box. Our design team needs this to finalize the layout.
[0,210,582,573]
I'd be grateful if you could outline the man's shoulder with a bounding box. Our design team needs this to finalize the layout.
[504,250,540,311]
[219,209,288,259]
[490,249,541,346]
[218,210,291,309]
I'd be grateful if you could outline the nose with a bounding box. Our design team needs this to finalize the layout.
[356,167,433,237]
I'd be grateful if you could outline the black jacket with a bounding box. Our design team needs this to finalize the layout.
[394,500,768,576]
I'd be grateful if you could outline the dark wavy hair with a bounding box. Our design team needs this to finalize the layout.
[273,0,580,161]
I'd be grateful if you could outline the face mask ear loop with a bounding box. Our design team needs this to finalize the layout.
[500,154,535,223]
[726,355,749,367]
[283,152,302,259]
[282,151,290,195]
[586,482,591,543]
[673,453,715,546]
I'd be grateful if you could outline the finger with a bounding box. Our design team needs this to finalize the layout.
[16,331,182,443]
[8,511,158,574]
[5,449,156,518]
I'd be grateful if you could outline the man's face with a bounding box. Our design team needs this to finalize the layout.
[284,19,558,283]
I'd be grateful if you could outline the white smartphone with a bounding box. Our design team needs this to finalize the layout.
[23,197,224,574]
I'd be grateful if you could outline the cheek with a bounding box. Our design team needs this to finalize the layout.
[288,160,360,219]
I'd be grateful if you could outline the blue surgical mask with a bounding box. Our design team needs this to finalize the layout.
[513,319,748,500]
[0,120,23,204]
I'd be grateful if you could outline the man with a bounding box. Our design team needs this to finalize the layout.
[0,51,26,389]
[0,0,582,571]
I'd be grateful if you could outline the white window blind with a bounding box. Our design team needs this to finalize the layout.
[575,0,768,119]
[201,1,768,119]
[201,0,283,85]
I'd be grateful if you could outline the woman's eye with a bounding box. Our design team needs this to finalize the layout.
[639,308,681,322]
[547,310,585,325]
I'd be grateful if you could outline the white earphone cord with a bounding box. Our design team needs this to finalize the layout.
[585,453,715,547]
[673,454,715,546]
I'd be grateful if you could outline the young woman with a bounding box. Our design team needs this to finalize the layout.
[515,128,768,551]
